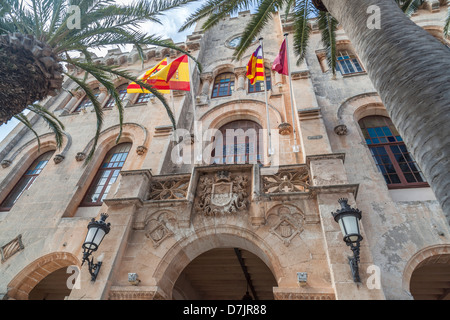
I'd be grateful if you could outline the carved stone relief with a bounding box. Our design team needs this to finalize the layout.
[268,205,305,246]
[194,170,249,216]
[144,211,176,248]
[147,176,190,200]
[1,234,24,263]
[262,166,310,194]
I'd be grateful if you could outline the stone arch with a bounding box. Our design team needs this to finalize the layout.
[335,92,385,126]
[200,100,283,131]
[1,131,71,167]
[153,225,284,299]
[0,134,60,204]
[402,244,450,295]
[79,122,148,159]
[209,63,236,79]
[6,252,80,300]
[62,124,145,217]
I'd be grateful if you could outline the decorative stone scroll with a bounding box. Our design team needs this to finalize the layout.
[147,176,190,200]
[195,170,249,216]
[1,235,24,263]
[262,166,310,194]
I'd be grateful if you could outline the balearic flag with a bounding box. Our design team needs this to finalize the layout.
[127,58,169,94]
[272,39,288,76]
[146,54,190,91]
[246,45,265,85]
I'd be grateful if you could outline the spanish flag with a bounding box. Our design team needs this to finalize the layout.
[147,54,191,91]
[127,58,170,94]
[246,45,265,85]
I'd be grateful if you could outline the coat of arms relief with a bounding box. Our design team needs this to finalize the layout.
[195,170,249,216]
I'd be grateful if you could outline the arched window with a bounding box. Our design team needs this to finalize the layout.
[80,143,132,206]
[212,120,263,164]
[104,84,128,109]
[0,151,54,211]
[248,69,272,93]
[73,88,100,113]
[359,116,427,188]
[336,51,364,75]
[212,73,235,98]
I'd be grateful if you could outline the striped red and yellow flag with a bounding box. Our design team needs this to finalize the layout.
[246,46,265,85]
[127,58,170,94]
[146,54,190,91]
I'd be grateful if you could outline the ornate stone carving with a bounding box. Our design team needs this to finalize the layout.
[1,160,12,168]
[145,219,173,248]
[75,152,86,161]
[53,154,65,164]
[262,166,310,193]
[148,177,190,200]
[334,124,348,135]
[195,170,249,216]
[269,206,304,246]
[1,235,24,263]
[278,122,293,135]
[136,145,148,155]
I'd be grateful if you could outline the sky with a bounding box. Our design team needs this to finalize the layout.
[0,0,206,143]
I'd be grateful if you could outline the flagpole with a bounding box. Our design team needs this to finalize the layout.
[188,56,201,164]
[166,54,182,164]
[284,33,300,153]
[259,37,273,157]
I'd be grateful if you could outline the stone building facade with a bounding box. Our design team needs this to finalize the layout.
[0,3,449,300]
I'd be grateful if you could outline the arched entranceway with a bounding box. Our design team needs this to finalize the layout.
[28,267,73,300]
[409,254,450,300]
[172,248,278,300]
[7,252,79,300]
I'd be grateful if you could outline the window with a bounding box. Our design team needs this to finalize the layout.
[0,151,54,211]
[73,89,99,113]
[248,69,272,93]
[212,73,234,98]
[359,116,427,188]
[80,143,132,206]
[336,51,364,75]
[212,120,263,165]
[135,93,153,104]
[104,84,128,109]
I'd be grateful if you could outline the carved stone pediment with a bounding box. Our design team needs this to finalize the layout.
[195,170,249,216]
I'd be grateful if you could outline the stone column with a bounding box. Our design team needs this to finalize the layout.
[97,86,109,107]
[200,73,213,96]
[235,67,247,91]
[198,72,213,104]
[61,90,83,114]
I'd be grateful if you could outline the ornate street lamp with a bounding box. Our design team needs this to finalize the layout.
[81,213,111,282]
[331,198,363,283]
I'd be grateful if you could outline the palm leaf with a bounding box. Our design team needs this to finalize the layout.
[232,0,284,61]
[292,0,315,66]
[317,10,338,77]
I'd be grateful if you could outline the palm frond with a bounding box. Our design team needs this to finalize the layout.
[292,0,315,66]
[317,10,338,77]
[13,112,41,150]
[445,6,450,37]
[232,0,284,61]
[63,72,104,163]
[26,103,66,149]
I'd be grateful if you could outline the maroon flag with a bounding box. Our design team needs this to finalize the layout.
[272,39,288,75]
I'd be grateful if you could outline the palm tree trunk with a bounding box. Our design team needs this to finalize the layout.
[321,0,450,221]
